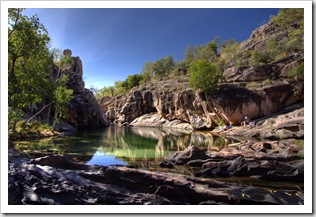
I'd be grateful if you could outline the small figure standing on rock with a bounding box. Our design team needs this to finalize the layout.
[242,116,256,127]
[242,116,250,126]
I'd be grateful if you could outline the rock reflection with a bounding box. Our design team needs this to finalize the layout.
[13,126,235,167]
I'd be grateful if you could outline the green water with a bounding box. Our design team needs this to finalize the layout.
[13,126,304,190]
[13,126,231,167]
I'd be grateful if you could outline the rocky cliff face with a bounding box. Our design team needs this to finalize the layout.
[58,49,109,128]
[98,22,303,129]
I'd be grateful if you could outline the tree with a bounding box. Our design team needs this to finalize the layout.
[184,37,220,65]
[203,41,218,62]
[188,60,222,95]
[184,45,204,64]
[126,74,143,89]
[141,62,154,83]
[8,8,52,112]
[219,39,240,67]
[153,55,174,77]
[51,54,74,129]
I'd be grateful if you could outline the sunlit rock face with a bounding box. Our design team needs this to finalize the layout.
[98,20,303,129]
[54,49,109,128]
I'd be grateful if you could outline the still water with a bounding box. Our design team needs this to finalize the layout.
[14,126,232,168]
[13,127,304,190]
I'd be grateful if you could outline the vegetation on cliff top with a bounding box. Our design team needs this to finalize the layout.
[94,8,304,100]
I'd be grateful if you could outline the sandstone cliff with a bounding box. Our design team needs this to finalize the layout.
[98,21,303,130]
[56,49,109,129]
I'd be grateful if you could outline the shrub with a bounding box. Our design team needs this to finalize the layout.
[249,50,273,66]
[288,62,304,78]
[188,60,222,95]
[262,78,272,86]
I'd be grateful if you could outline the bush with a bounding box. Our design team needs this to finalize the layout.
[262,78,272,86]
[271,9,304,54]
[288,62,304,78]
[188,60,222,95]
[249,50,273,66]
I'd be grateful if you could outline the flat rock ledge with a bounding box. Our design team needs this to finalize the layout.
[9,155,303,205]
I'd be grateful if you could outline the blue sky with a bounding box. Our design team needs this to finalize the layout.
[23,8,279,89]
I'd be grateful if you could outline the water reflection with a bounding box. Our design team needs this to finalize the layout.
[14,126,235,167]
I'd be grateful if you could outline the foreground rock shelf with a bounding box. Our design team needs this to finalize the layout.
[161,144,303,182]
[9,155,303,205]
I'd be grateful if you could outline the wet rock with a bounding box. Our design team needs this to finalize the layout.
[158,161,174,169]
[163,145,211,164]
[162,141,303,182]
[260,160,304,182]
[8,156,304,205]
[29,155,90,170]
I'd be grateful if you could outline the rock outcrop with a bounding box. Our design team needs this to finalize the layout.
[217,104,304,140]
[8,155,303,205]
[55,50,109,128]
[161,140,304,182]
[98,21,303,130]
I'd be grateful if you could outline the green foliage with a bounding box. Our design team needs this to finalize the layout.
[218,119,225,126]
[8,107,23,134]
[53,74,73,121]
[8,9,52,110]
[266,38,283,60]
[246,78,272,89]
[249,50,273,66]
[271,8,304,32]
[126,74,143,89]
[219,39,240,67]
[10,120,53,139]
[188,60,222,94]
[140,62,154,83]
[295,139,304,149]
[246,82,260,89]
[185,38,219,65]
[271,8,304,54]
[152,55,174,77]
[262,78,272,86]
[288,62,304,78]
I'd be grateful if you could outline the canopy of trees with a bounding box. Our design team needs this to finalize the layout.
[8,9,74,135]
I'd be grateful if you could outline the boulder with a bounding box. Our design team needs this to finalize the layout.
[163,145,211,164]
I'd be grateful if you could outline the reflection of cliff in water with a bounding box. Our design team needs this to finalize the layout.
[13,126,235,166]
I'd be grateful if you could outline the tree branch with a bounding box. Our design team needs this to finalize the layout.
[25,102,53,125]
[8,8,22,38]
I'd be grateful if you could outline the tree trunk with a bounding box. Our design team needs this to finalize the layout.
[46,103,52,123]
[25,102,53,125]
[52,104,58,130]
